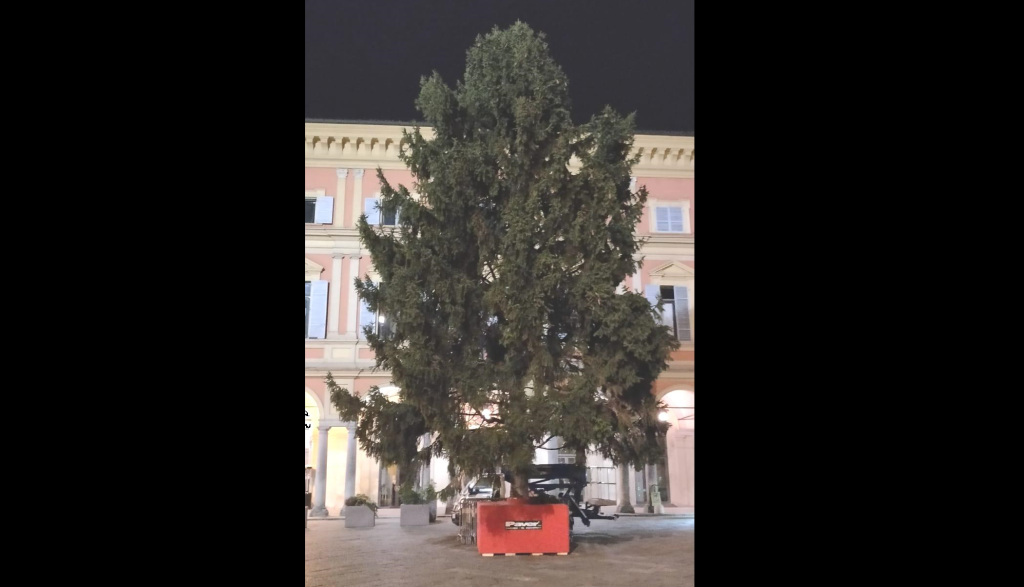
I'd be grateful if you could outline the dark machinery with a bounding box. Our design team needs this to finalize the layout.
[502,464,619,530]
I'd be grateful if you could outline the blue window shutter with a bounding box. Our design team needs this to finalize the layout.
[655,207,669,232]
[313,196,334,224]
[673,286,691,341]
[364,198,380,225]
[669,207,683,232]
[306,281,329,339]
[644,285,666,326]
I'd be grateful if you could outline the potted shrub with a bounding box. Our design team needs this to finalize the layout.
[343,494,378,528]
[399,483,437,526]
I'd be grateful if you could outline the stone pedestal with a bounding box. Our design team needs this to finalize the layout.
[344,505,376,528]
[400,503,435,526]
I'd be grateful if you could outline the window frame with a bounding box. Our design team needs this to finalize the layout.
[648,199,692,235]
[365,195,399,227]
[305,189,326,225]
[648,262,695,347]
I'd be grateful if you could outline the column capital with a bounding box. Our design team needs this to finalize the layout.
[336,168,349,179]
[353,169,365,179]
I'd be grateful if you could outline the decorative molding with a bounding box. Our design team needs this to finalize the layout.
[648,261,694,284]
[305,229,691,259]
[305,122,693,178]
[305,257,325,282]
[353,169,364,178]
[336,168,349,178]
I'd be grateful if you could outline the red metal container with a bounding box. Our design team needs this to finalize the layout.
[476,500,570,556]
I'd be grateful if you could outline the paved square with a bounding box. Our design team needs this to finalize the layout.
[305,515,694,586]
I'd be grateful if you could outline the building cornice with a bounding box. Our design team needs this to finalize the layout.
[305,122,694,178]
[304,229,693,258]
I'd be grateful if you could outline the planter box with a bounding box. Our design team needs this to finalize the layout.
[344,505,376,528]
[400,503,436,526]
[476,501,569,555]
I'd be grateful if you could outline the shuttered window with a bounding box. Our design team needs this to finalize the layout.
[654,206,684,233]
[306,280,329,339]
[359,282,393,340]
[646,284,692,342]
[365,197,399,226]
[306,196,334,224]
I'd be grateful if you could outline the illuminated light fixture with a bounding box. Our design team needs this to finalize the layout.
[482,409,492,420]
[378,315,387,324]
[658,411,670,422]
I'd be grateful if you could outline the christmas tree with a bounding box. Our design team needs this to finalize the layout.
[329,22,678,499]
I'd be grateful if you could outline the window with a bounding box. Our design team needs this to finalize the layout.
[557,444,576,465]
[584,466,617,502]
[305,191,334,224]
[646,284,692,342]
[364,197,399,227]
[306,280,329,339]
[654,206,685,233]
[304,197,317,223]
[359,283,393,340]
[636,468,648,504]
[660,286,677,338]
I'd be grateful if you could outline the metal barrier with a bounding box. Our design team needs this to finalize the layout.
[457,500,478,545]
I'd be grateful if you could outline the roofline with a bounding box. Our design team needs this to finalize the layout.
[305,121,693,177]
[304,118,693,138]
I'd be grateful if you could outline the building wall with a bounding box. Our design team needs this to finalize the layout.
[305,122,694,510]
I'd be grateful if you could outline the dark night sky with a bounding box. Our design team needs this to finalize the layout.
[305,0,693,134]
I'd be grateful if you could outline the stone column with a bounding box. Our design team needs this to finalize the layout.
[334,169,348,226]
[310,426,332,517]
[351,169,364,228]
[617,463,635,513]
[348,255,361,338]
[328,256,343,338]
[344,422,358,504]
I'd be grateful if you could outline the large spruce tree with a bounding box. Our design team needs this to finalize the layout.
[329,22,678,499]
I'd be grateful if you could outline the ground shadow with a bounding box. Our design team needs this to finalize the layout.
[570,531,636,551]
[427,532,476,550]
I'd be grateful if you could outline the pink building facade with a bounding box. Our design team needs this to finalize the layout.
[305,122,694,516]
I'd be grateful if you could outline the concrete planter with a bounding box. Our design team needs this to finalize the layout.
[344,505,376,528]
[400,503,437,526]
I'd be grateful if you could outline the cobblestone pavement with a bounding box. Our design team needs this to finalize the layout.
[305,516,694,587]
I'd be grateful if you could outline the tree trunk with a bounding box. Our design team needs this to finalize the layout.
[511,471,531,498]
[617,463,635,513]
